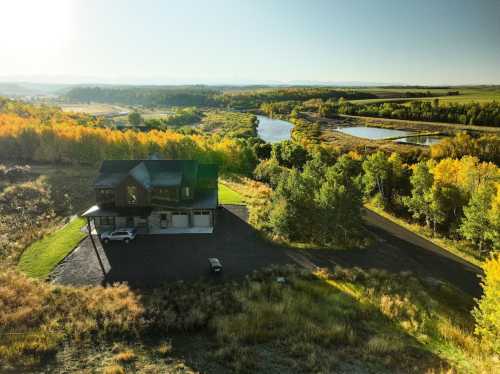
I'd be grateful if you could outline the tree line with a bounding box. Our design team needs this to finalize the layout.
[320,99,500,127]
[0,112,257,174]
[64,86,380,109]
[65,86,221,107]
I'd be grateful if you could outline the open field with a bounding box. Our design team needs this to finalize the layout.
[59,102,131,115]
[350,86,500,105]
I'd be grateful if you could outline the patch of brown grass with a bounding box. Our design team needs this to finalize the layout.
[114,350,136,363]
[103,364,126,374]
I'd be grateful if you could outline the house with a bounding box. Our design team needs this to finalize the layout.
[82,159,218,234]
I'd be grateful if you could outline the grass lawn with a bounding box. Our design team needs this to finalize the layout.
[18,217,87,279]
[218,182,245,205]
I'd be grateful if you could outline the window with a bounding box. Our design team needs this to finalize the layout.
[99,216,114,226]
[182,186,191,199]
[127,185,137,205]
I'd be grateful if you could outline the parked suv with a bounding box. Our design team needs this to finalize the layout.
[100,228,137,244]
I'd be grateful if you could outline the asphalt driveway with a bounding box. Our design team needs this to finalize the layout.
[51,205,293,286]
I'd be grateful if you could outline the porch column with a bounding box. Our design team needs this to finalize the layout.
[87,217,105,277]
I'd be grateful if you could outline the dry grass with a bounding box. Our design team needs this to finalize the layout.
[1,265,499,373]
[0,270,143,367]
[114,350,136,363]
[156,341,172,356]
[103,364,126,374]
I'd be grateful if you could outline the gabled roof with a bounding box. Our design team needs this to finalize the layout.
[94,159,217,190]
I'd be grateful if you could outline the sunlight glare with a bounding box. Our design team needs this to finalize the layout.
[0,0,73,52]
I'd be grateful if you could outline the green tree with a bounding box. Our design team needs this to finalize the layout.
[403,162,435,228]
[314,165,363,245]
[269,169,314,241]
[128,111,142,126]
[459,184,496,252]
[362,151,391,206]
[271,140,308,169]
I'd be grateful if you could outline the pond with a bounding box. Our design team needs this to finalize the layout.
[335,126,414,140]
[396,135,444,146]
[256,115,293,143]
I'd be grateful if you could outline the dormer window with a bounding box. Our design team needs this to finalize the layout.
[182,186,191,199]
[127,185,137,205]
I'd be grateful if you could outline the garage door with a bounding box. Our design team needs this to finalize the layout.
[172,212,189,228]
[193,211,211,227]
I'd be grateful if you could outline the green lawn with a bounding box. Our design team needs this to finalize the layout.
[218,183,245,205]
[18,217,87,279]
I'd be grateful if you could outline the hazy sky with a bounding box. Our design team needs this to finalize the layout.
[1,0,499,85]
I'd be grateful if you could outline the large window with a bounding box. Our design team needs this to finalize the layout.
[127,185,137,205]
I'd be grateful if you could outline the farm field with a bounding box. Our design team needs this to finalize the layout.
[349,86,500,104]
[59,102,131,115]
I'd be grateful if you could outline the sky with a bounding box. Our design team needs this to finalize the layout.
[0,0,499,85]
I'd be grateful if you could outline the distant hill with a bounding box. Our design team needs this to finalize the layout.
[0,82,70,97]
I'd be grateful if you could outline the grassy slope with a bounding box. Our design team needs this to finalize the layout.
[18,217,86,279]
[3,265,496,373]
[218,182,245,205]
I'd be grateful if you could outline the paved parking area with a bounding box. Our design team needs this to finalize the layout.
[51,206,293,286]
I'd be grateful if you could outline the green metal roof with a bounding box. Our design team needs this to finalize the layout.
[95,159,217,190]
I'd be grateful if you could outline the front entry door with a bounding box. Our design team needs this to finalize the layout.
[160,214,168,229]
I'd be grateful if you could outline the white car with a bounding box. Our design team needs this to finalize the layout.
[100,228,137,244]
